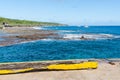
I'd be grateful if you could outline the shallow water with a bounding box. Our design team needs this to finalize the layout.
[0,26,120,62]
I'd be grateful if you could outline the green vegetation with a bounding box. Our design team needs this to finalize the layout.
[0,17,65,27]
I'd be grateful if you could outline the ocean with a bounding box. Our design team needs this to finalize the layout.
[0,26,120,62]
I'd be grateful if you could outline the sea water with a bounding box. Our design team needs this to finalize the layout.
[0,26,120,62]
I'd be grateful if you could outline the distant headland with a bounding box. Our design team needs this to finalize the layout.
[0,17,66,28]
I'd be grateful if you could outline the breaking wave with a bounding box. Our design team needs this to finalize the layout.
[33,27,44,30]
[63,33,120,40]
[41,39,55,41]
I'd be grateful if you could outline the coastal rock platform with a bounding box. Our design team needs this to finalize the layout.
[0,59,119,80]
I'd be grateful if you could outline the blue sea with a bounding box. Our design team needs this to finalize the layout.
[0,26,120,63]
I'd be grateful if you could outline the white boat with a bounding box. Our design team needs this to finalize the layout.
[84,25,89,28]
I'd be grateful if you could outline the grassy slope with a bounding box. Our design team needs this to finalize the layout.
[0,17,65,27]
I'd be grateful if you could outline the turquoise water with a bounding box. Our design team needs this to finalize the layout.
[0,26,120,62]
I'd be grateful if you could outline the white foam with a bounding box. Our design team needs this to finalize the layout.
[33,27,43,30]
[59,30,75,33]
[41,39,54,41]
[63,33,120,40]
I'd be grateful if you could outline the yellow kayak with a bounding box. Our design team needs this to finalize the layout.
[0,61,98,74]
[47,62,98,70]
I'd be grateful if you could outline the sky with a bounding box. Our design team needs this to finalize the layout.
[0,0,120,25]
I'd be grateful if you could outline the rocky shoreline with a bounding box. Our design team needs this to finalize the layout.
[0,27,59,46]
[0,27,119,46]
